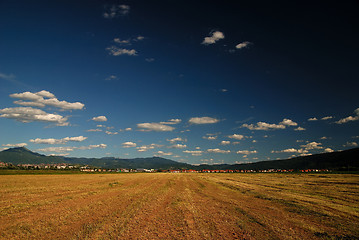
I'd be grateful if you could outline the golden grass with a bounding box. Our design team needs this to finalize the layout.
[0,173,358,239]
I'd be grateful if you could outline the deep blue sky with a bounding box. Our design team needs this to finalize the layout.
[1,0,358,164]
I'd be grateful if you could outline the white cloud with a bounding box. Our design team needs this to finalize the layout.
[242,118,298,131]
[169,144,187,149]
[301,142,323,150]
[235,41,251,49]
[189,117,220,124]
[228,134,245,140]
[103,4,130,18]
[220,141,230,145]
[167,137,185,144]
[136,144,162,152]
[308,117,318,121]
[106,46,138,56]
[207,148,230,154]
[321,116,333,120]
[343,142,358,147]
[122,142,137,148]
[86,129,102,132]
[0,107,69,126]
[92,116,107,122]
[155,151,173,156]
[113,38,131,45]
[237,150,257,155]
[105,75,117,81]
[38,144,107,153]
[202,135,217,140]
[124,128,132,131]
[271,148,307,154]
[2,143,27,147]
[241,121,286,131]
[10,90,84,111]
[202,31,225,45]
[160,119,182,125]
[105,131,118,135]
[279,119,298,126]
[137,122,175,132]
[335,108,359,124]
[294,127,306,131]
[30,136,87,144]
[183,150,203,156]
[324,148,334,153]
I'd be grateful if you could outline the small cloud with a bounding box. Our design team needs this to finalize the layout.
[92,116,107,122]
[30,136,87,144]
[122,142,137,148]
[105,131,118,135]
[169,144,187,149]
[202,31,224,45]
[106,46,138,56]
[189,117,220,124]
[86,129,102,132]
[103,4,130,19]
[321,116,333,120]
[336,108,359,124]
[145,58,155,62]
[220,89,228,92]
[294,127,306,131]
[2,143,27,147]
[228,134,245,140]
[202,135,217,140]
[324,148,334,153]
[105,75,117,81]
[167,137,185,144]
[237,150,257,155]
[220,141,230,145]
[113,38,131,45]
[160,119,182,125]
[235,41,251,49]
[279,118,298,126]
[343,142,358,147]
[183,150,203,156]
[155,151,173,156]
[137,122,175,132]
[308,117,318,121]
[207,148,230,154]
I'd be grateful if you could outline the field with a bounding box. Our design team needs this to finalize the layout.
[0,173,358,239]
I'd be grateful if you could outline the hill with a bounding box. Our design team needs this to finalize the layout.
[0,147,358,171]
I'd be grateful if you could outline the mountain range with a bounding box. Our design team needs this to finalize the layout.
[0,147,358,171]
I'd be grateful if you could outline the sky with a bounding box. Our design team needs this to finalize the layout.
[0,0,359,165]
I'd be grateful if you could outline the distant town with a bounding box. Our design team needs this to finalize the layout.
[0,162,330,173]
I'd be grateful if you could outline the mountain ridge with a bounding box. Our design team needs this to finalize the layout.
[0,147,358,170]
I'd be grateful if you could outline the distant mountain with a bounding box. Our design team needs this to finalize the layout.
[1,147,358,171]
[194,148,359,171]
[0,147,191,169]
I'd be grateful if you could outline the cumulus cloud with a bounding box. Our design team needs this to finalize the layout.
[336,108,359,124]
[189,117,220,124]
[308,117,318,121]
[9,90,84,111]
[271,148,308,154]
[2,143,27,147]
[202,135,217,140]
[37,144,107,153]
[169,144,187,149]
[324,148,334,153]
[343,142,358,147]
[220,141,230,145]
[294,127,306,131]
[183,150,203,156]
[103,4,130,18]
[136,143,162,152]
[122,142,137,148]
[207,148,230,154]
[137,122,175,132]
[280,119,298,126]
[0,107,69,126]
[86,129,102,132]
[30,136,87,144]
[155,151,173,156]
[105,131,118,135]
[92,116,107,122]
[160,119,182,125]
[237,150,257,155]
[321,116,333,120]
[167,137,185,144]
[235,41,251,49]
[106,46,138,56]
[301,142,323,150]
[241,118,298,131]
[228,134,245,140]
[202,31,225,45]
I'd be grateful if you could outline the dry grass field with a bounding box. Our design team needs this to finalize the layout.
[0,172,358,239]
